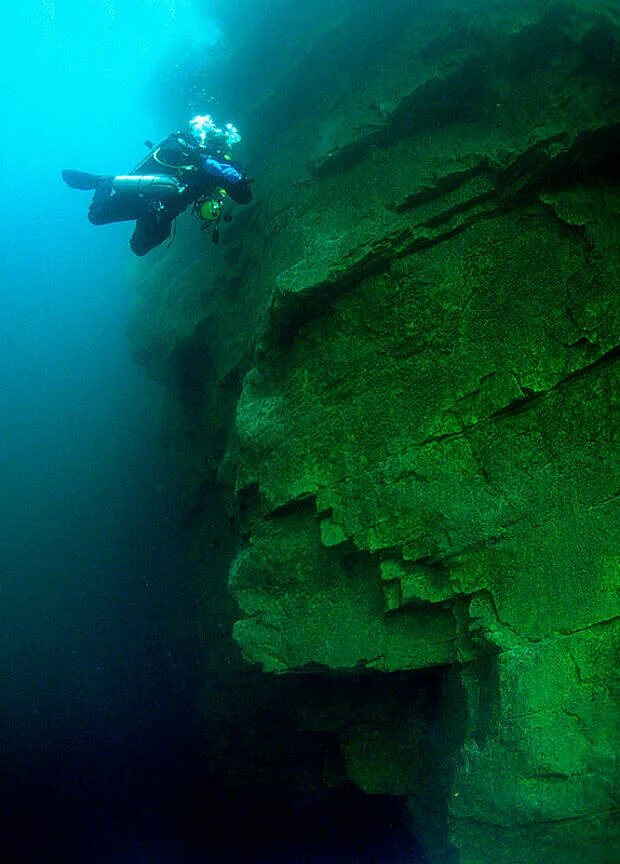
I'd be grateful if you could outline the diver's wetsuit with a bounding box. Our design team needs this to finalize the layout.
[87,133,252,256]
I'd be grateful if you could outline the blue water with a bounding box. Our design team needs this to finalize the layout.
[0,4,424,862]
[0,2,216,860]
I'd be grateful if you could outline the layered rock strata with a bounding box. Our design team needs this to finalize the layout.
[131,1,620,861]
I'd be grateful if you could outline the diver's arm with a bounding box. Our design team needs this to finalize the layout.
[200,156,252,204]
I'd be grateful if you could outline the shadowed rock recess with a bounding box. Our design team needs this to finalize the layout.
[130,1,619,861]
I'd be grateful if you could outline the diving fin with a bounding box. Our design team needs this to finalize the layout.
[61,169,106,191]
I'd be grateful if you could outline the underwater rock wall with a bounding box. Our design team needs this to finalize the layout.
[131,1,619,861]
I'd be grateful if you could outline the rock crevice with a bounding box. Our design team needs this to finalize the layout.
[130,1,620,861]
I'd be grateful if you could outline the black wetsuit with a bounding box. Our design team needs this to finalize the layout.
[87,133,252,256]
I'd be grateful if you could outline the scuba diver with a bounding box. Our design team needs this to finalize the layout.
[62,114,252,256]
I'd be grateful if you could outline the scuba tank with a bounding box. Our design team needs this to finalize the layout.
[111,174,186,200]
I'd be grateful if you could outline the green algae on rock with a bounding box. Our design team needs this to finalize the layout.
[130,0,620,861]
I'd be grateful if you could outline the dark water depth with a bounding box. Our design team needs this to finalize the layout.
[0,2,212,861]
[0,3,431,862]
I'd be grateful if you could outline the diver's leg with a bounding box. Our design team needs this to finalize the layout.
[88,181,148,226]
[129,211,174,256]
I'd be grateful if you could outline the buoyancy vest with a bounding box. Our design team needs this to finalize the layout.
[129,133,251,204]
[130,133,203,179]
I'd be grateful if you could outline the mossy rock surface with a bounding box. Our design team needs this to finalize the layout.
[130,1,620,861]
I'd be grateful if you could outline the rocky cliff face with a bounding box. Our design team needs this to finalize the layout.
[130,1,619,860]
